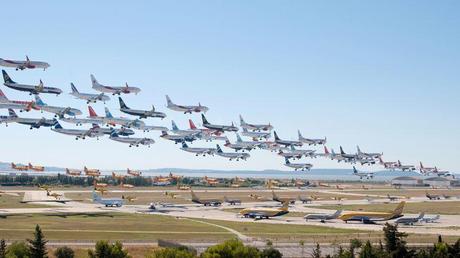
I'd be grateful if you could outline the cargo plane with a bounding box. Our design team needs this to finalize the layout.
[239,202,289,220]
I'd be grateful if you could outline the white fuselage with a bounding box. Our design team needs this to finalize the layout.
[0,59,50,70]
[4,82,62,95]
[70,92,110,103]
[109,136,154,147]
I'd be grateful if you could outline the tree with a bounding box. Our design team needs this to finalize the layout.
[54,246,75,258]
[147,247,196,258]
[311,243,321,258]
[359,240,378,258]
[382,223,413,258]
[201,239,261,258]
[299,240,305,258]
[27,225,47,258]
[0,239,6,258]
[261,247,282,258]
[88,241,130,258]
[6,241,30,258]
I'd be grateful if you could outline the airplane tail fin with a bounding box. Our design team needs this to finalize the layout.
[88,106,98,117]
[2,70,14,84]
[391,201,406,218]
[340,146,346,155]
[8,109,17,118]
[190,189,199,202]
[273,131,280,141]
[324,146,330,155]
[110,129,119,138]
[285,157,290,164]
[104,107,113,118]
[279,201,289,211]
[34,95,46,106]
[118,97,128,109]
[171,120,179,131]
[418,212,425,220]
[201,114,209,125]
[239,115,246,126]
[333,210,343,218]
[0,89,8,102]
[216,144,223,153]
[54,121,63,129]
[189,119,197,130]
[290,145,295,151]
[181,142,188,148]
[90,74,100,87]
[297,130,303,139]
[70,83,79,93]
[357,146,362,154]
[353,166,357,174]
[165,95,173,106]
[236,133,242,143]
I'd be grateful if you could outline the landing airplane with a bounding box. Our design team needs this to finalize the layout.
[102,107,145,128]
[51,122,104,140]
[223,196,241,205]
[395,212,425,225]
[419,162,436,174]
[199,133,228,142]
[2,70,62,95]
[432,167,452,177]
[160,131,197,144]
[339,201,405,224]
[352,166,374,180]
[357,146,382,159]
[11,163,28,171]
[278,145,315,160]
[224,134,261,152]
[304,210,342,223]
[216,144,250,161]
[202,114,238,132]
[84,166,101,177]
[66,168,82,176]
[272,190,296,204]
[0,56,50,71]
[190,190,222,206]
[90,124,135,136]
[339,146,358,163]
[239,115,273,132]
[0,90,36,112]
[297,130,326,146]
[284,158,313,171]
[34,95,82,117]
[69,83,110,104]
[166,95,209,114]
[180,142,216,156]
[109,131,155,147]
[8,109,57,129]
[171,120,200,136]
[28,163,44,172]
[118,97,166,119]
[188,119,220,137]
[379,157,398,170]
[241,127,270,140]
[127,168,141,177]
[131,123,168,133]
[273,131,302,147]
[239,201,289,220]
[329,148,347,162]
[259,142,290,152]
[396,160,416,171]
[59,108,105,126]
[91,74,140,95]
[425,192,442,200]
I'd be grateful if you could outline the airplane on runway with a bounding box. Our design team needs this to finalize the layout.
[127,168,141,177]
[2,70,62,95]
[28,163,44,172]
[0,56,50,71]
[284,158,313,171]
[239,115,273,132]
[160,131,197,144]
[120,183,134,189]
[66,168,82,176]
[352,166,375,180]
[357,146,382,159]
[298,195,313,204]
[0,90,36,112]
[239,201,289,220]
[69,83,110,104]
[202,114,238,132]
[216,144,250,161]
[166,95,209,114]
[7,109,58,129]
[272,190,296,204]
[190,190,222,206]
[224,134,261,152]
[387,194,402,201]
[297,130,326,146]
[396,160,416,171]
[304,210,342,223]
[420,214,440,223]
[118,97,166,119]
[109,131,155,147]
[84,166,101,177]
[224,196,241,205]
[426,192,442,200]
[180,142,216,156]
[91,74,140,95]
[338,201,405,224]
[92,191,124,207]
[273,131,302,147]
[241,127,270,140]
[11,163,28,171]
[52,122,104,140]
[34,95,82,117]
[395,212,425,225]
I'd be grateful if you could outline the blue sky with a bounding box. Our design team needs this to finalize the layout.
[1,1,459,171]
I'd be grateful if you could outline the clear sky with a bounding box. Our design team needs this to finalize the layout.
[1,1,459,172]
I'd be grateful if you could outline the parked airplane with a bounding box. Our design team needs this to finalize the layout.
[2,70,62,95]
[426,192,442,200]
[69,83,110,104]
[92,191,124,207]
[239,201,289,220]
[273,131,302,147]
[190,190,221,206]
[180,142,216,156]
[28,163,44,172]
[52,122,103,140]
[202,114,238,132]
[127,168,141,177]
[34,95,82,117]
[239,115,273,132]
[304,210,342,223]
[118,97,166,119]
[241,127,270,140]
[298,195,313,204]
[109,131,155,147]
[66,168,82,176]
[8,109,57,129]
[352,166,375,180]
[387,194,401,202]
[297,130,326,146]
[91,74,140,95]
[0,56,50,71]
[338,201,405,224]
[224,196,241,205]
[224,134,261,152]
[160,131,197,144]
[272,190,296,204]
[396,160,416,171]
[11,163,28,171]
[166,95,209,114]
[0,90,36,112]
[216,144,250,161]
[284,158,312,171]
[420,215,440,223]
[395,213,425,225]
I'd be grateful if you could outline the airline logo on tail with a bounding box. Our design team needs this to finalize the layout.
[88,106,98,117]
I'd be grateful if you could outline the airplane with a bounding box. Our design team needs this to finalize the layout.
[387,194,401,202]
[419,162,436,174]
[239,115,273,132]
[224,134,261,152]
[171,120,200,136]
[216,144,250,161]
[66,168,82,176]
[92,191,124,207]
[11,162,28,171]
[188,119,221,137]
[396,160,416,171]
[93,180,108,188]
[304,210,343,223]
[102,107,145,128]
[109,131,155,147]
[432,167,452,177]
[328,148,347,163]
[118,97,166,119]
[420,214,440,223]
[395,212,425,225]
[165,95,209,114]
[120,183,134,189]
[34,95,82,117]
[339,146,358,163]
[259,142,290,152]
[284,158,313,171]
[112,172,126,180]
[52,122,104,140]
[84,166,101,177]
[239,201,289,220]
[241,127,270,140]
[272,190,296,204]
[425,192,442,200]
[298,195,313,204]
[357,157,377,166]
[90,124,135,137]
[127,168,141,177]
[352,166,375,180]
[223,196,241,205]
[160,131,197,144]
[122,195,137,202]
[199,133,228,142]
[338,201,405,224]
[190,190,222,206]
[273,131,302,147]
[0,56,50,71]
[248,193,265,201]
[180,142,216,156]
[0,90,37,112]
[356,146,382,159]
[278,145,315,160]
[297,130,326,146]
[59,110,105,127]
[202,114,238,132]
[203,176,219,185]
[164,191,180,199]
[379,157,398,170]
[28,163,44,172]
[2,70,62,95]
[91,74,140,95]
[7,109,58,129]
[69,83,110,104]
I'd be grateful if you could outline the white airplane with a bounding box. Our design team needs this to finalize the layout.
[103,107,144,128]
[34,96,82,117]
[420,215,440,223]
[0,56,50,71]
[216,144,250,161]
[91,74,140,95]
[379,157,398,170]
[131,123,169,132]
[239,115,273,132]
[284,158,313,171]
[278,145,315,160]
[273,131,302,147]
[419,162,436,174]
[199,133,228,142]
[180,142,216,156]
[339,146,359,163]
[0,90,35,112]
[298,130,326,146]
[352,166,374,179]
[6,109,57,129]
[241,127,270,140]
[259,141,290,152]
[118,97,165,119]
[224,134,261,152]
[2,70,62,95]
[396,160,416,171]
[69,83,110,104]
[202,114,238,132]
[171,120,200,136]
[166,95,209,114]
[357,146,382,159]
[90,124,135,136]
[160,131,197,144]
[109,131,154,147]
[51,122,104,140]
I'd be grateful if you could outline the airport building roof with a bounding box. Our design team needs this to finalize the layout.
[392,176,418,181]
[424,177,451,182]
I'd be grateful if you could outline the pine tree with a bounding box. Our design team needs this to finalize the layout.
[312,243,321,258]
[0,239,6,258]
[27,224,48,258]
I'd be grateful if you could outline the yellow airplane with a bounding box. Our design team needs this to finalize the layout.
[164,191,180,199]
[339,201,406,224]
[240,201,289,220]
[122,195,137,202]
[47,192,62,199]
[95,188,108,195]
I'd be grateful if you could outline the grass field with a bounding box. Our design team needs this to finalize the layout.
[0,194,53,209]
